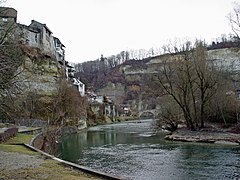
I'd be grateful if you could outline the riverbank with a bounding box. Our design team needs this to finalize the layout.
[165,123,240,145]
[0,133,100,180]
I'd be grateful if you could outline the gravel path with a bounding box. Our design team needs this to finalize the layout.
[0,151,43,170]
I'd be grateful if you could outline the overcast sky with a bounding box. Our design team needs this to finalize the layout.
[5,0,239,63]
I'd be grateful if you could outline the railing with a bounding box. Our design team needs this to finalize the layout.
[56,47,63,56]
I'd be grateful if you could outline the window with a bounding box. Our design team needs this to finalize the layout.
[35,34,38,42]
[2,17,8,22]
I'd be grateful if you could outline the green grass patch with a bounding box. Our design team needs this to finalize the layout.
[38,159,96,180]
[3,133,34,144]
[0,133,37,155]
[0,157,99,180]
[0,144,38,155]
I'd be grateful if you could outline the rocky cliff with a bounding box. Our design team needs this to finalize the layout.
[21,46,62,95]
[0,45,63,122]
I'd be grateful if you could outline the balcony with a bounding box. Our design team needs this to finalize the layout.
[56,46,64,56]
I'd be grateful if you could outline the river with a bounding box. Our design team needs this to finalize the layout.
[59,119,240,180]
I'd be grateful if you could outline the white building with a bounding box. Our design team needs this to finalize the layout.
[72,78,85,96]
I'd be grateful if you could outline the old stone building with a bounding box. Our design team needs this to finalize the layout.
[18,20,55,57]
[53,36,65,63]
[0,7,64,61]
[0,7,17,24]
[0,7,18,43]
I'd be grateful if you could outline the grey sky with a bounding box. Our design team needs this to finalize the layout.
[6,0,238,63]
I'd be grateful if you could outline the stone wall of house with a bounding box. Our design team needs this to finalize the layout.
[41,27,55,56]
[18,25,40,48]
[17,21,59,60]
[27,31,41,48]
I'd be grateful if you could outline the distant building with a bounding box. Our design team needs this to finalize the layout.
[0,7,17,23]
[53,36,65,63]
[65,62,74,79]
[86,92,116,121]
[0,7,18,41]
[19,20,55,57]
[95,95,104,104]
[62,61,85,97]
[72,78,85,96]
[18,20,67,62]
[85,91,97,102]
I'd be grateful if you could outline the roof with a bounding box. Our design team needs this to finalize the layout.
[0,7,17,18]
[29,20,52,34]
[66,61,74,68]
[53,36,65,47]
[17,23,39,33]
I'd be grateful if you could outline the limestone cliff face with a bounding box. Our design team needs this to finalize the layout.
[21,52,61,96]
[207,47,240,72]
[10,46,64,120]
[94,47,240,114]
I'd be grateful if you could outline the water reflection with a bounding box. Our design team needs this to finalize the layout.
[59,120,240,180]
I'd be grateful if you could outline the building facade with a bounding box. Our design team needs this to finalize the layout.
[0,7,85,96]
[0,7,17,24]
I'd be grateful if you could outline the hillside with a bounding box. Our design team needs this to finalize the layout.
[75,46,240,116]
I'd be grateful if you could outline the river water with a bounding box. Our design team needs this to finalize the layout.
[59,119,240,180]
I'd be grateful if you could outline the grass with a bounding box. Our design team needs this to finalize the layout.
[3,133,34,144]
[37,160,97,180]
[0,158,99,180]
[0,144,38,155]
[0,133,37,155]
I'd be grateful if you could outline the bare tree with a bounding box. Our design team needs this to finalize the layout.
[49,80,86,126]
[0,4,25,120]
[154,95,181,132]
[151,41,220,130]
[228,2,240,40]
[192,41,219,128]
